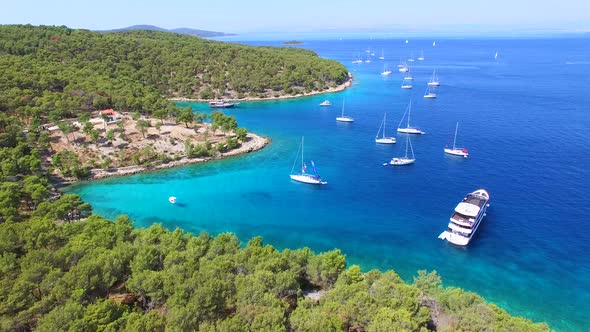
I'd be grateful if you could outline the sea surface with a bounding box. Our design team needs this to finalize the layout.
[66,36,590,331]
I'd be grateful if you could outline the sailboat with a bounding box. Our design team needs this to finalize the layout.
[379,49,385,60]
[427,70,440,86]
[444,122,469,157]
[336,99,354,122]
[390,135,415,166]
[401,78,413,89]
[397,101,424,134]
[352,53,363,64]
[407,51,415,62]
[424,85,437,99]
[290,137,327,185]
[418,49,425,61]
[381,64,392,76]
[375,113,396,144]
[398,63,410,73]
[494,51,499,61]
[404,72,414,81]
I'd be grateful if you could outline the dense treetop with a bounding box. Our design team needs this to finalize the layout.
[0,24,349,124]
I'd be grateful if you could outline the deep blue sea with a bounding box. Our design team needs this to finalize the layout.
[66,36,590,331]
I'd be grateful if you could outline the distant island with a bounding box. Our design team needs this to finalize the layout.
[283,40,304,45]
[100,24,235,38]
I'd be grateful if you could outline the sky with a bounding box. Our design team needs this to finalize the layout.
[0,0,589,34]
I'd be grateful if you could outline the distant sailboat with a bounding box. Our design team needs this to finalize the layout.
[424,85,437,99]
[381,64,392,76]
[427,70,440,86]
[352,53,363,64]
[319,100,331,106]
[418,49,425,61]
[444,122,469,157]
[407,51,415,62]
[432,41,436,47]
[379,49,385,60]
[375,113,396,144]
[401,77,413,89]
[397,101,424,134]
[390,135,415,166]
[290,137,327,185]
[336,99,354,122]
[494,51,499,61]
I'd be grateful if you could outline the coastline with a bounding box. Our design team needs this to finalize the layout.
[54,133,270,186]
[170,73,352,103]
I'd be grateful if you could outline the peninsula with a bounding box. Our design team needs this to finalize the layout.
[46,109,269,183]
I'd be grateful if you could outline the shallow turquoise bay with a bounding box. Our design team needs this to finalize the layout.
[67,37,590,331]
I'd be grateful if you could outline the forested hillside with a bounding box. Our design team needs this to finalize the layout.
[0,24,349,124]
[0,215,551,331]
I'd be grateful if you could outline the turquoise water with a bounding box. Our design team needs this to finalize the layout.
[67,37,590,331]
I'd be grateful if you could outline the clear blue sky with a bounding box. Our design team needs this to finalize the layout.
[1,0,589,33]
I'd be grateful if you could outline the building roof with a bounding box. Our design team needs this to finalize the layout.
[99,109,116,116]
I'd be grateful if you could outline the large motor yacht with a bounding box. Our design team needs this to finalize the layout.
[438,189,490,245]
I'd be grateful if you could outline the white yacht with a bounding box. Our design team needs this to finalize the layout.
[438,189,490,245]
[290,137,327,185]
[381,64,392,76]
[397,101,424,134]
[398,65,410,73]
[336,99,354,122]
[423,85,437,99]
[427,70,440,86]
[401,81,413,89]
[390,135,415,166]
[375,113,396,144]
[444,122,469,157]
[319,100,331,106]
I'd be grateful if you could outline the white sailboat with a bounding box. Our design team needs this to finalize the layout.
[381,64,392,76]
[336,99,354,122]
[319,100,331,106]
[401,78,413,89]
[375,113,396,144]
[397,101,424,134]
[444,122,469,157]
[404,72,414,80]
[418,49,425,61]
[407,51,415,62]
[352,53,363,64]
[427,70,440,86]
[390,135,415,166]
[398,64,410,73]
[290,137,327,185]
[424,85,437,99]
[379,49,385,60]
[494,51,499,61]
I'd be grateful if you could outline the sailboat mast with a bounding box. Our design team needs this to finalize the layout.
[301,136,304,172]
[453,123,458,149]
[341,99,345,117]
[405,136,409,158]
[383,113,386,137]
[407,101,411,128]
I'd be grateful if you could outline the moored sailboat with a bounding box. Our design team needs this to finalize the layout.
[423,85,437,99]
[444,122,469,157]
[336,99,354,122]
[375,113,396,144]
[397,101,424,134]
[427,69,440,86]
[390,135,415,166]
[290,137,327,185]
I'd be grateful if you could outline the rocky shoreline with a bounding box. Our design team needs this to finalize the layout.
[55,133,270,185]
[170,73,352,103]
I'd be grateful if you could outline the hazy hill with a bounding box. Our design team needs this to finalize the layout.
[103,24,235,37]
